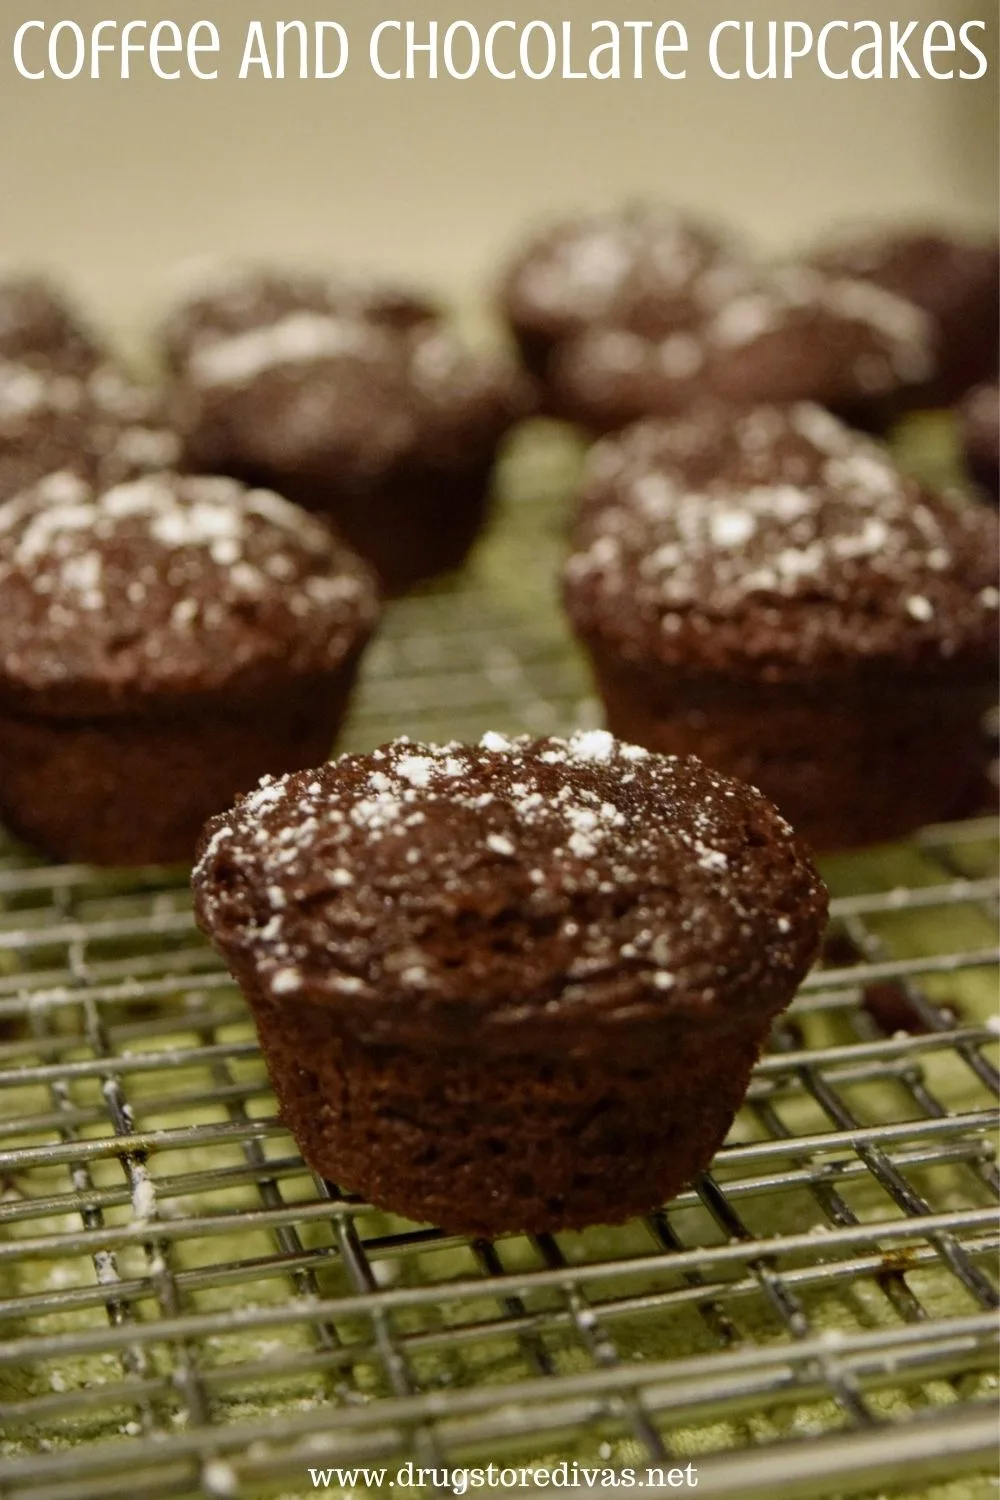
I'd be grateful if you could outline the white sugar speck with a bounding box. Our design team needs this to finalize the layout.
[569,729,616,762]
[905,595,934,622]
[271,967,302,995]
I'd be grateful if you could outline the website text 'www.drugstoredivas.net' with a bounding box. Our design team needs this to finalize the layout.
[307,1460,700,1491]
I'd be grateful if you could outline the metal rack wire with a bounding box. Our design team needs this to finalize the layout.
[0,425,997,1500]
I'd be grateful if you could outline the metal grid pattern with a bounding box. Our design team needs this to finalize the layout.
[0,427,998,1500]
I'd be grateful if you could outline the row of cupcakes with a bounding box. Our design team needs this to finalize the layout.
[0,401,995,867]
[1,210,997,586]
[0,208,996,870]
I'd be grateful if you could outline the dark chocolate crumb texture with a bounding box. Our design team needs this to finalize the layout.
[500,205,755,382]
[0,472,378,862]
[961,383,999,504]
[0,471,375,714]
[811,226,999,407]
[565,404,998,679]
[564,404,999,848]
[160,263,440,373]
[193,732,827,1234]
[166,265,527,593]
[0,275,105,373]
[500,206,934,430]
[0,359,179,504]
[547,266,934,433]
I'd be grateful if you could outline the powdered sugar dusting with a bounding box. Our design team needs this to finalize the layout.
[552,255,934,418]
[194,732,816,1015]
[190,311,387,387]
[0,472,344,619]
[0,471,377,689]
[509,207,749,326]
[566,405,993,639]
[0,359,155,426]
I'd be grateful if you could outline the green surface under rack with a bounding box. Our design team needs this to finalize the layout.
[0,419,997,1500]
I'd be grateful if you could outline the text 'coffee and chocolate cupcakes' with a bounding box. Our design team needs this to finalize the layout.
[564,404,999,850]
[0,472,378,865]
[193,730,827,1236]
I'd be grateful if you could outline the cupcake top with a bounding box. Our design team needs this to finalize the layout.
[811,227,998,331]
[0,359,180,503]
[193,730,826,1047]
[549,266,934,431]
[501,205,754,349]
[564,404,999,679]
[0,275,104,373]
[811,226,999,402]
[0,471,378,715]
[171,294,526,485]
[961,383,999,480]
[160,264,440,373]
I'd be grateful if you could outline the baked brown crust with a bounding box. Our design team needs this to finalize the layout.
[164,267,527,593]
[500,205,753,381]
[563,406,998,848]
[193,732,826,1232]
[0,361,180,505]
[159,264,439,374]
[500,208,934,431]
[0,471,378,716]
[194,731,825,1047]
[812,227,999,406]
[961,383,999,504]
[548,269,934,433]
[0,276,104,373]
[0,471,378,863]
[564,404,999,681]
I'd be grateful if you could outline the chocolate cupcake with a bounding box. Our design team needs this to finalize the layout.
[499,205,754,391]
[812,227,999,407]
[0,359,180,504]
[165,268,525,595]
[547,266,934,435]
[0,275,103,373]
[160,265,439,375]
[960,384,999,504]
[193,731,826,1235]
[0,472,378,865]
[564,405,999,851]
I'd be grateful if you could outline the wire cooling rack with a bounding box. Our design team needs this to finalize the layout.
[0,423,998,1500]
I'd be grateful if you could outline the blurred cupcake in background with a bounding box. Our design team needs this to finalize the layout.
[499,204,936,435]
[960,382,999,504]
[810,224,999,410]
[0,274,106,375]
[163,265,529,596]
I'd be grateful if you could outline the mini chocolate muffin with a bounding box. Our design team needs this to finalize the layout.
[812,228,999,407]
[548,266,934,435]
[193,731,827,1235]
[960,384,999,504]
[0,275,104,373]
[564,405,999,850]
[0,471,378,865]
[0,359,180,503]
[499,204,755,392]
[165,269,524,594]
[159,265,439,375]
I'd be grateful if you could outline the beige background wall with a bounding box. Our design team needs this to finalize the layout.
[0,0,996,336]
